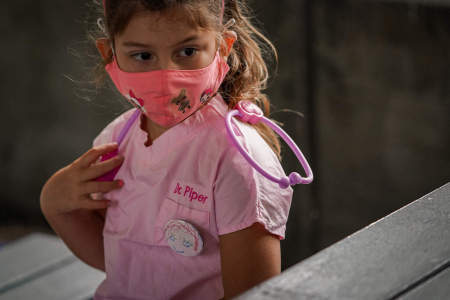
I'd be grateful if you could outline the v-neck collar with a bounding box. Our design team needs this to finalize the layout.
[129,94,229,161]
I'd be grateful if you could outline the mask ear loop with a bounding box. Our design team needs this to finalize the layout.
[215,1,235,103]
[220,0,225,25]
[220,0,236,31]
[97,17,116,58]
[99,0,116,58]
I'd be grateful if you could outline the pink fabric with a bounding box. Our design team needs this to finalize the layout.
[93,95,293,300]
[105,51,229,128]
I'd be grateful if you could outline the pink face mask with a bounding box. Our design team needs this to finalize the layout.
[105,51,230,128]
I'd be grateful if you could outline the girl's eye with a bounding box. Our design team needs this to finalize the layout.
[179,48,197,57]
[132,52,152,61]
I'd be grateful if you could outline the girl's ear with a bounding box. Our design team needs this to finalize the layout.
[96,38,113,61]
[221,30,237,58]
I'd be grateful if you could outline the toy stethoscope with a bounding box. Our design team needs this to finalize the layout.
[97,100,313,188]
[225,101,313,188]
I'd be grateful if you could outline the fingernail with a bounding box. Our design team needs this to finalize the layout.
[104,142,117,148]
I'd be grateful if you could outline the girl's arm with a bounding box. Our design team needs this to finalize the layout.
[40,143,124,271]
[42,209,107,271]
[219,222,281,299]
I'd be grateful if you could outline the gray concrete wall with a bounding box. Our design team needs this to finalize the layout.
[312,0,450,250]
[0,0,449,270]
[0,0,125,221]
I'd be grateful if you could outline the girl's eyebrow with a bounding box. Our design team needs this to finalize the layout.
[122,41,152,48]
[171,35,201,47]
[122,35,200,48]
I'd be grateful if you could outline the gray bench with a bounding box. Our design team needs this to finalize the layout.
[0,233,104,300]
[237,182,450,300]
[0,183,448,299]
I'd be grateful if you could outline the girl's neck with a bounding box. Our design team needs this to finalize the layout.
[140,114,168,146]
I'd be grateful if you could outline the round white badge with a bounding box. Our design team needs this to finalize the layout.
[164,219,203,256]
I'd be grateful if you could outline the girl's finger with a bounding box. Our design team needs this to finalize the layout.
[81,155,124,181]
[75,143,119,169]
[80,195,111,210]
[81,179,124,195]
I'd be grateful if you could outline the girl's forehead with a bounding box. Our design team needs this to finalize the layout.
[130,10,191,31]
[117,9,214,45]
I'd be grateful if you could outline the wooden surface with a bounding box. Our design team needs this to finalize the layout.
[236,183,450,300]
[0,233,104,300]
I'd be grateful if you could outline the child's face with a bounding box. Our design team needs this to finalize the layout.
[114,9,218,73]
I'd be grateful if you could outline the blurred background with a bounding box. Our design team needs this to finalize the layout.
[0,0,448,271]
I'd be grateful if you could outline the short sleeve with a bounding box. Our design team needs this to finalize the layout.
[213,121,293,240]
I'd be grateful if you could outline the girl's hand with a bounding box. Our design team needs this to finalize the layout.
[40,143,124,216]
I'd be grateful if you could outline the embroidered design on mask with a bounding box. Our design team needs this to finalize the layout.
[171,89,191,113]
[127,90,147,114]
[200,88,214,104]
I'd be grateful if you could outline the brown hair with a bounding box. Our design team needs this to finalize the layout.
[91,0,282,160]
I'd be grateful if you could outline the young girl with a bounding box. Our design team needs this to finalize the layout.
[40,0,305,299]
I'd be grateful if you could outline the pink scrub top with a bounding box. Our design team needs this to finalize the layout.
[93,95,293,300]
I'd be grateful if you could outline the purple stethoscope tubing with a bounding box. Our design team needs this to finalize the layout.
[95,109,141,182]
[225,109,313,189]
[116,109,141,145]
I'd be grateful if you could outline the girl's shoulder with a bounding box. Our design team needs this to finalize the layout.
[194,101,285,204]
[207,100,293,239]
[210,99,279,157]
[219,119,283,178]
[198,95,282,169]
[92,108,136,147]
